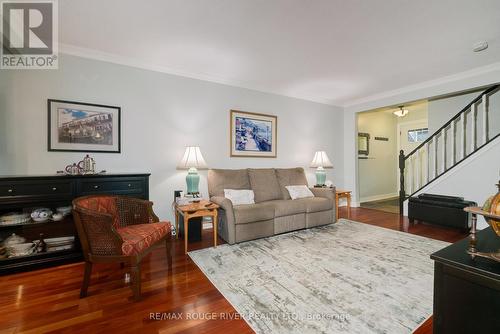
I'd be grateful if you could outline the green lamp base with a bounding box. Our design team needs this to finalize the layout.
[315,167,327,186]
[186,167,200,195]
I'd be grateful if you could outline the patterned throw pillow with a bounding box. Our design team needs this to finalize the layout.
[224,189,255,205]
[285,185,315,200]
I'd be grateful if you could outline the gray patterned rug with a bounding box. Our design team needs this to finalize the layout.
[189,219,449,334]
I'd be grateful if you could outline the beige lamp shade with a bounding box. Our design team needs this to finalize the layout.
[310,151,333,168]
[177,146,208,169]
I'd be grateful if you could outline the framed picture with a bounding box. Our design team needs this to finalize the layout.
[48,99,121,153]
[358,132,370,155]
[230,110,277,158]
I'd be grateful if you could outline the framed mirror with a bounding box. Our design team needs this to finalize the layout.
[358,133,370,155]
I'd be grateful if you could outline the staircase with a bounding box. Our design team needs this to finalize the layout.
[398,84,500,214]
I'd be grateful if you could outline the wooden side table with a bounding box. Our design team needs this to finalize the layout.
[174,200,219,254]
[335,189,352,220]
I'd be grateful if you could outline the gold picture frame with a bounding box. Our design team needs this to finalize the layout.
[230,110,277,158]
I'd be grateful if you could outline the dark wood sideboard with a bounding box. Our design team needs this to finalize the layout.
[0,173,150,275]
[431,227,500,333]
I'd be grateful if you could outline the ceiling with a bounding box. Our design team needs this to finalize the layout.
[59,0,500,107]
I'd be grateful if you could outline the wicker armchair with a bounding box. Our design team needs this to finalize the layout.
[73,195,172,301]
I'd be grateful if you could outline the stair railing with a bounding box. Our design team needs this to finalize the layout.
[399,84,500,215]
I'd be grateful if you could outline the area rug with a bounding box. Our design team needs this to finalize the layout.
[189,219,449,334]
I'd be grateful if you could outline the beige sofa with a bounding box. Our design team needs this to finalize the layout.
[208,168,336,244]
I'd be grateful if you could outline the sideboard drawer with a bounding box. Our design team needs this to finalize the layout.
[78,178,145,197]
[0,180,74,199]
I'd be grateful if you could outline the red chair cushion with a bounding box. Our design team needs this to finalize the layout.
[117,222,171,256]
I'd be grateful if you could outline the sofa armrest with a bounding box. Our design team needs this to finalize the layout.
[310,187,335,201]
[211,196,234,212]
[210,196,236,244]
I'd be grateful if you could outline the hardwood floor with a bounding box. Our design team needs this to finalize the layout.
[360,197,399,214]
[0,207,467,333]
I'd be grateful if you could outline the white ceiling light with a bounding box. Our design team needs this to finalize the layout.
[394,106,409,117]
[473,41,488,52]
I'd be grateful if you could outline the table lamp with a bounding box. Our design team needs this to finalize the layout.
[310,151,333,186]
[177,146,208,196]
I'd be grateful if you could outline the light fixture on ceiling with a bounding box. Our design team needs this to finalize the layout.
[393,106,409,117]
[473,41,488,52]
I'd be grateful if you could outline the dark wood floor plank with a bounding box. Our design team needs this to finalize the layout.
[0,207,465,333]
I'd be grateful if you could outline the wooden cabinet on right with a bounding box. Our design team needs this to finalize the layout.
[431,228,500,333]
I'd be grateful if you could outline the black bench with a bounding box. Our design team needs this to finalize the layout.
[408,193,476,231]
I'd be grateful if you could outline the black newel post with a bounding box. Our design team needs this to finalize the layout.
[399,150,406,216]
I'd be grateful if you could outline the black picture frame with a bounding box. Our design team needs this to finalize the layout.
[48,99,121,153]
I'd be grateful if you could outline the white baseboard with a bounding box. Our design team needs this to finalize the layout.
[359,192,398,203]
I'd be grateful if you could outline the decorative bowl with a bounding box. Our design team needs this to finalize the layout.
[52,213,64,221]
[31,208,53,222]
[7,243,35,257]
[56,206,72,216]
[3,233,27,246]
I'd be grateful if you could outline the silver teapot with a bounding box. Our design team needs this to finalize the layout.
[78,154,96,175]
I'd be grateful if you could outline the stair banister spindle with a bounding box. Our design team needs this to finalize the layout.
[482,94,488,143]
[441,128,446,173]
[461,112,466,159]
[415,150,420,190]
[471,103,477,151]
[434,137,438,178]
[426,141,430,183]
[450,120,456,165]
[408,156,413,194]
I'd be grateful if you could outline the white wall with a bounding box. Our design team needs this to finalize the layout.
[357,111,398,202]
[397,102,428,125]
[0,54,344,222]
[344,65,500,206]
[428,92,477,133]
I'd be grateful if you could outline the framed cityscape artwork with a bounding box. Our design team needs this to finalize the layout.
[48,99,121,153]
[230,110,277,157]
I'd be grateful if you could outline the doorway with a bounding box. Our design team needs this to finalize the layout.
[357,101,428,214]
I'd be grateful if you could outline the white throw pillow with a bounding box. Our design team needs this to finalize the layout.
[224,189,255,205]
[286,185,315,200]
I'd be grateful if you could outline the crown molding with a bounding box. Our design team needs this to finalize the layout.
[59,43,339,107]
[60,44,500,110]
[342,62,500,108]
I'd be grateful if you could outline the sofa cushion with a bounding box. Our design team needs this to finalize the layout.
[304,197,333,213]
[233,202,275,224]
[247,168,282,203]
[208,169,250,197]
[269,199,308,217]
[275,168,309,199]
